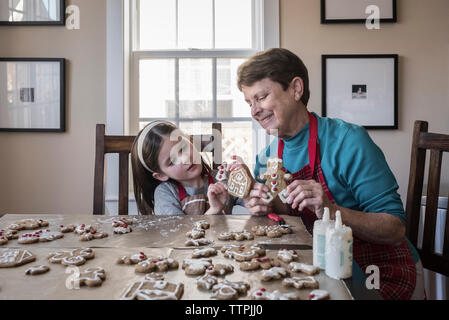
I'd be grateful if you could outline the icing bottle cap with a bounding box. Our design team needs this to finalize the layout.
[323,207,330,222]
[335,210,342,229]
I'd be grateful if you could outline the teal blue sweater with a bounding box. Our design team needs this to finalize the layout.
[254,113,419,263]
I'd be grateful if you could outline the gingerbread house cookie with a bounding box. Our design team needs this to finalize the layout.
[227,166,254,199]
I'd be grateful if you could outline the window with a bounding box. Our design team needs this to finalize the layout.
[129,0,279,168]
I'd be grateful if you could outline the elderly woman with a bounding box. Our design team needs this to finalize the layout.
[237,48,424,300]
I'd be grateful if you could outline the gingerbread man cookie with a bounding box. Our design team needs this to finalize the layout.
[25,265,50,275]
[240,257,280,271]
[182,258,213,275]
[185,238,213,247]
[205,262,234,276]
[186,228,205,239]
[0,236,7,246]
[218,230,254,241]
[277,249,298,263]
[80,229,108,241]
[0,229,18,245]
[261,267,290,281]
[196,274,219,290]
[112,217,133,227]
[48,248,95,266]
[145,272,165,281]
[116,252,147,265]
[252,288,300,300]
[211,280,250,300]
[194,220,210,230]
[113,224,132,234]
[8,219,49,231]
[258,157,292,204]
[221,244,266,262]
[251,225,292,238]
[74,224,93,235]
[121,279,184,300]
[192,247,217,258]
[227,166,254,199]
[288,262,320,275]
[0,249,36,268]
[71,267,106,287]
[18,230,64,244]
[309,289,330,300]
[282,276,319,289]
[135,256,179,274]
[59,224,76,233]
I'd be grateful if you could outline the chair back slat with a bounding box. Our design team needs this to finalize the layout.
[406,120,449,277]
[118,152,130,216]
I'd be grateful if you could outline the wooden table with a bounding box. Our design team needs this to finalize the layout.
[0,214,381,300]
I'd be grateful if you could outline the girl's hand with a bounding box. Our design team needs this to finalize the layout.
[206,182,229,215]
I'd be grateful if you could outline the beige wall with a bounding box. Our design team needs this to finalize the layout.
[0,0,448,215]
[281,0,449,203]
[0,0,106,215]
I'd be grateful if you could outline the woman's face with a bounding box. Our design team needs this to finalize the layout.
[155,135,203,183]
[242,78,300,138]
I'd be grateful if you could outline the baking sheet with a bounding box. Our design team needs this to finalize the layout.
[0,215,313,249]
[0,247,352,300]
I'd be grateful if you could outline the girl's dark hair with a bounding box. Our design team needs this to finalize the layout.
[131,122,212,215]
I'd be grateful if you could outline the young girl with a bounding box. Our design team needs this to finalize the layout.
[131,120,243,215]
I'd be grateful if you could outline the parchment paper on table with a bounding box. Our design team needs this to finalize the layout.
[121,278,184,300]
[0,248,36,268]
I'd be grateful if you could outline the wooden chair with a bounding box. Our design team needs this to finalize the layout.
[93,123,222,215]
[406,120,449,276]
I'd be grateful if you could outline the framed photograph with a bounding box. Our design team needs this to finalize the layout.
[322,54,398,130]
[0,0,65,25]
[0,58,65,132]
[321,0,396,24]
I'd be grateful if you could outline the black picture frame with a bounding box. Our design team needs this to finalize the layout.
[0,0,65,26]
[322,54,398,130]
[0,58,66,132]
[321,0,397,24]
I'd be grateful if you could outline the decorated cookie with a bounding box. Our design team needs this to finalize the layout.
[221,244,265,262]
[252,288,300,300]
[258,157,292,204]
[277,249,298,263]
[240,257,280,271]
[309,289,330,300]
[182,258,213,275]
[185,238,213,247]
[59,224,76,233]
[48,248,95,266]
[135,256,179,274]
[0,229,18,240]
[112,217,133,227]
[186,228,205,239]
[80,229,108,241]
[192,247,217,258]
[70,267,106,287]
[289,262,320,275]
[0,249,36,268]
[121,279,184,300]
[227,166,254,199]
[196,274,219,290]
[215,163,228,182]
[211,280,250,300]
[205,262,234,276]
[25,265,50,275]
[7,219,49,231]
[261,267,290,281]
[0,236,7,246]
[194,220,210,230]
[113,224,132,234]
[18,229,64,244]
[116,252,147,265]
[145,272,165,281]
[218,230,254,241]
[74,224,93,235]
[251,225,292,238]
[282,276,319,289]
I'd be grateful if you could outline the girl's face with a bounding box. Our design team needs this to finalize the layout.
[154,135,203,185]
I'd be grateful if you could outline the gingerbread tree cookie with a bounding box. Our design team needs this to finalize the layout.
[258,157,292,204]
[0,249,36,268]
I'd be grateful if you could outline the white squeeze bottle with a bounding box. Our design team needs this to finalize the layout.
[313,207,333,270]
[325,210,353,280]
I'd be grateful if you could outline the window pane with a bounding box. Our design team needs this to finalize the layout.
[222,121,253,167]
[179,59,213,118]
[139,59,175,118]
[217,58,250,118]
[178,0,213,49]
[215,0,252,49]
[139,0,176,50]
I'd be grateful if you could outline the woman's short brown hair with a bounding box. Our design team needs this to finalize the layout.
[237,48,310,106]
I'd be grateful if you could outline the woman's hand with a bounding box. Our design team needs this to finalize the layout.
[284,180,336,218]
[244,182,273,216]
[206,182,229,215]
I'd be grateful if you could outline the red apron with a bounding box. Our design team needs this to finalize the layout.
[279,112,416,300]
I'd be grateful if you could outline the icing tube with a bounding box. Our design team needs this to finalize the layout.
[312,207,333,270]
